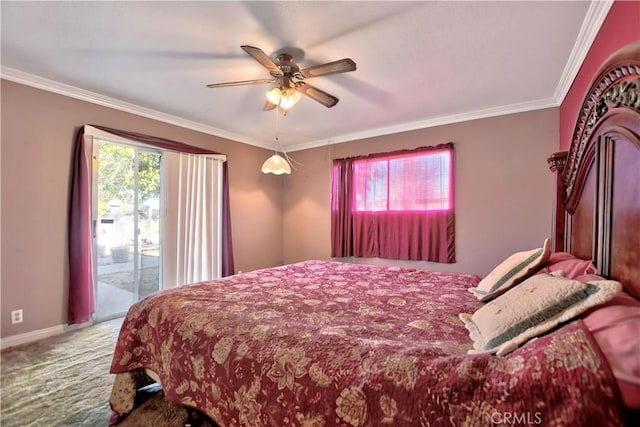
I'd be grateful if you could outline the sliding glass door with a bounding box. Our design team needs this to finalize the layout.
[92,141,161,321]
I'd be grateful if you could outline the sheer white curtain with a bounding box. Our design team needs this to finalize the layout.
[163,151,225,287]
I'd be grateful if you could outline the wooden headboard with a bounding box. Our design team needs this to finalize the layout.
[548,42,640,299]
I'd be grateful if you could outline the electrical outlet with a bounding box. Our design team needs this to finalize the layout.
[11,309,23,324]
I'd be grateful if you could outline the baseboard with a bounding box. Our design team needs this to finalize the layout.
[0,320,93,350]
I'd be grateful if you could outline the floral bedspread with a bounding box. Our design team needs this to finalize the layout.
[109,260,624,426]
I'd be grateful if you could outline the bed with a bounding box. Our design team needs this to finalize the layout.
[109,42,640,426]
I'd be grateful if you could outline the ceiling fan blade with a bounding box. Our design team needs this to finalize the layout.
[263,100,277,111]
[299,58,356,79]
[206,78,276,88]
[241,45,283,77]
[296,82,339,108]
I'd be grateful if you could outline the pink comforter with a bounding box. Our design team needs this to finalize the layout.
[110,260,625,426]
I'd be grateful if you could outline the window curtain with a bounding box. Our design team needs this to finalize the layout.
[164,152,224,286]
[68,125,234,324]
[331,143,455,263]
[68,131,96,324]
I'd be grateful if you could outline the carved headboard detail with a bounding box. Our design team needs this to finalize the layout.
[563,43,640,208]
[549,42,640,299]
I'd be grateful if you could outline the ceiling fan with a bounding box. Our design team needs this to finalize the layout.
[206,45,356,111]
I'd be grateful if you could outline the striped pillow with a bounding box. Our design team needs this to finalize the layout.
[468,238,550,302]
[459,273,621,355]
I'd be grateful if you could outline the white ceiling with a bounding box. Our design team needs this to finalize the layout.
[1,1,611,152]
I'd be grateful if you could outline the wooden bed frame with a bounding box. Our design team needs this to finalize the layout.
[548,41,640,300]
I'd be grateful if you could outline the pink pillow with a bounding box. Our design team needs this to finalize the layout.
[536,252,597,279]
[548,252,578,263]
[581,287,640,409]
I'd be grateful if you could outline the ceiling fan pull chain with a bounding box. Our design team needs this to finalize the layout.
[275,108,280,152]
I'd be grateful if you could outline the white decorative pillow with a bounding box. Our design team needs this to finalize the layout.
[459,273,621,356]
[468,238,551,301]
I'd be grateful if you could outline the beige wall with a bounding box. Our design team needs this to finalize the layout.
[1,79,559,339]
[1,80,283,337]
[283,108,559,276]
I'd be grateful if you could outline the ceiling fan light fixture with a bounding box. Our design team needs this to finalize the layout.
[261,153,291,175]
[266,87,282,105]
[279,88,301,110]
[266,86,301,110]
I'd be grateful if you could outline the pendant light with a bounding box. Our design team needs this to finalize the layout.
[261,152,291,175]
[261,109,292,175]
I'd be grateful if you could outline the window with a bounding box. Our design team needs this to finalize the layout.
[331,144,455,262]
[353,150,451,212]
[93,140,163,321]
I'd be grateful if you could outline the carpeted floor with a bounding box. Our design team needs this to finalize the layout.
[0,318,202,426]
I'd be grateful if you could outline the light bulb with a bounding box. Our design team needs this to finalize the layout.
[279,88,301,110]
[266,87,282,105]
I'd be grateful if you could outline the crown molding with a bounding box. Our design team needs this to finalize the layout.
[553,0,614,103]
[0,66,560,153]
[0,66,272,150]
[286,97,558,152]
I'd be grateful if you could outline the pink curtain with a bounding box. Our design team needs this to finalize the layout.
[331,143,455,263]
[68,125,234,324]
